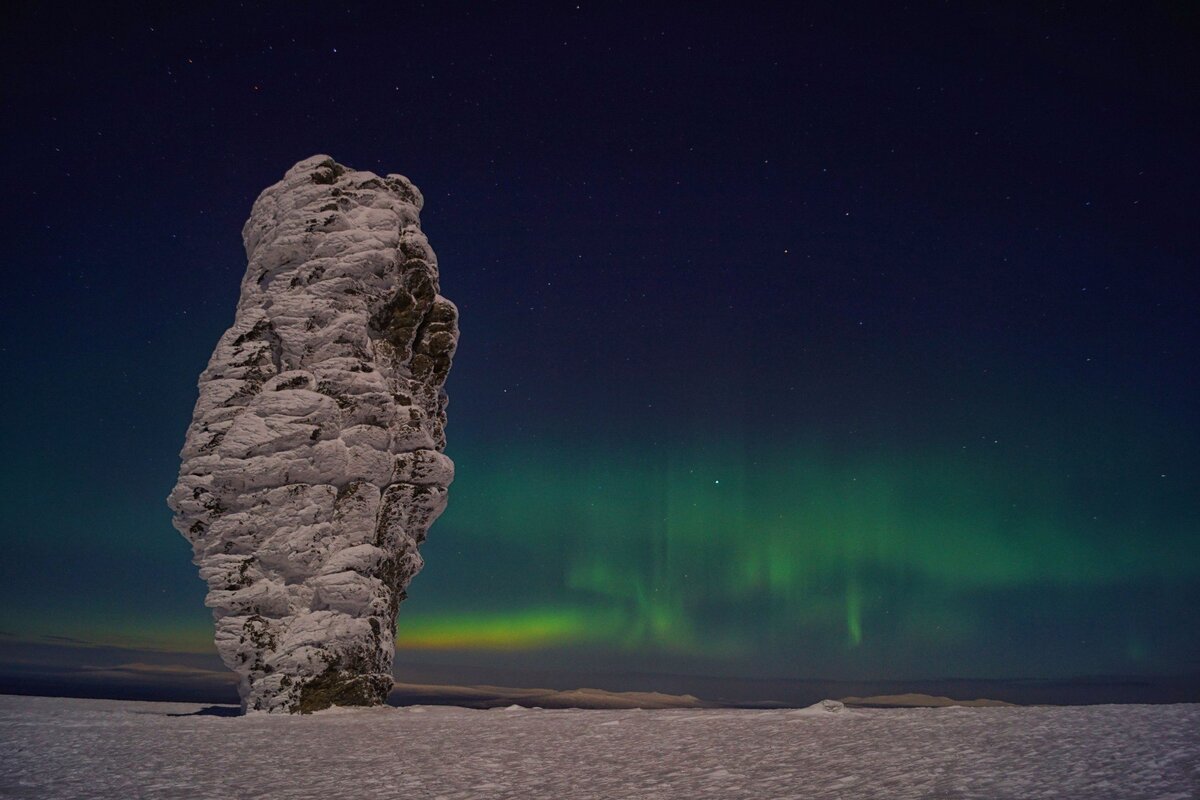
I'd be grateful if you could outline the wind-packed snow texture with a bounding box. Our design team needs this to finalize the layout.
[1,695,1197,799]
[167,156,458,713]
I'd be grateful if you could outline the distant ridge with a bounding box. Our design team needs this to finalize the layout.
[389,681,710,710]
[841,693,1014,708]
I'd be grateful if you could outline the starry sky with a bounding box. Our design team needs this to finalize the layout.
[2,2,1198,701]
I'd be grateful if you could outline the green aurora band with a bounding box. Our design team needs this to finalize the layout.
[5,430,1196,681]
[392,431,1197,678]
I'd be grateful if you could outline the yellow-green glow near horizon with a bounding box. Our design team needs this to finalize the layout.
[394,608,619,651]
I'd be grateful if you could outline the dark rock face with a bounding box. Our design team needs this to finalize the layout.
[168,155,458,713]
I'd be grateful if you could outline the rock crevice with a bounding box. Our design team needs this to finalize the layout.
[168,155,458,713]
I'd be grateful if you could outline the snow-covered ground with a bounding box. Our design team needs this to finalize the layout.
[1,694,1197,799]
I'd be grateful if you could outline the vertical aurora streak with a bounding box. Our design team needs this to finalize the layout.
[845,578,863,647]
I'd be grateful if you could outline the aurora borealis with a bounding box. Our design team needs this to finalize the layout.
[402,419,1197,681]
[2,2,1198,702]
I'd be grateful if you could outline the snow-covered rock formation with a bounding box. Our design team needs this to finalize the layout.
[168,155,458,713]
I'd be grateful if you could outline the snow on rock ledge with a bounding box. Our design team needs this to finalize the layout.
[168,155,458,713]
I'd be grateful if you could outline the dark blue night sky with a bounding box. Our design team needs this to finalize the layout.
[2,2,1197,703]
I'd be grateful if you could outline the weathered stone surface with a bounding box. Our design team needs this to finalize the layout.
[168,155,458,713]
